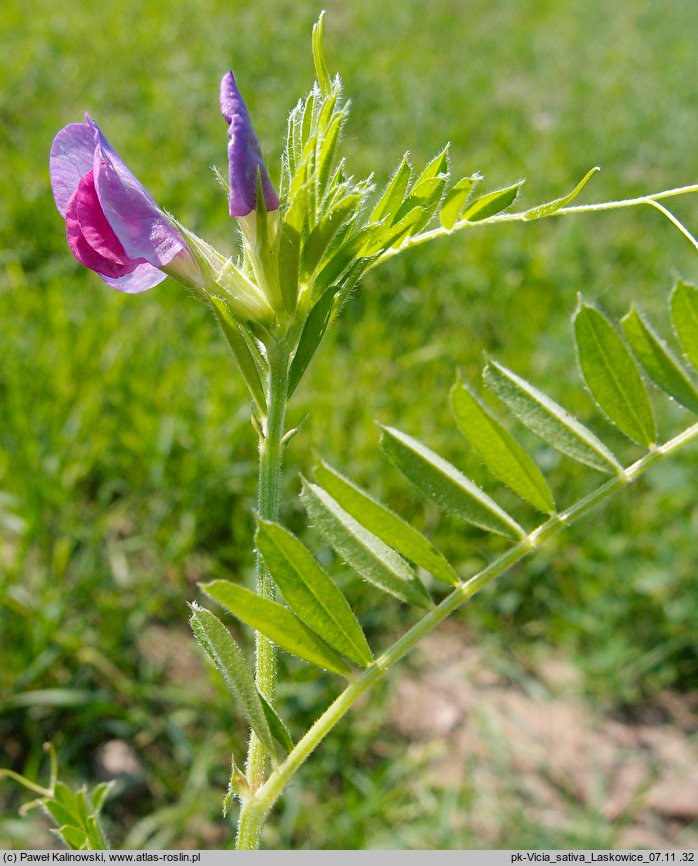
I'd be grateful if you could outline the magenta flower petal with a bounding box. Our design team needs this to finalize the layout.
[75,171,144,268]
[50,117,197,294]
[220,70,279,217]
[101,263,168,294]
[65,178,139,278]
[50,123,96,216]
[88,117,184,267]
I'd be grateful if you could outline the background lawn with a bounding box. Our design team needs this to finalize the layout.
[1,0,697,849]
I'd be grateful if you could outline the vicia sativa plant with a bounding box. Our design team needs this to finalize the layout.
[4,13,698,851]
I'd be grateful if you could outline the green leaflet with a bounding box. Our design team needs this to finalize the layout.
[44,799,79,830]
[360,206,428,257]
[315,226,373,291]
[391,148,448,222]
[412,146,450,187]
[201,580,352,677]
[312,12,331,97]
[483,358,622,475]
[259,693,294,753]
[74,790,89,828]
[49,783,81,827]
[283,176,310,235]
[316,110,346,200]
[284,100,303,185]
[332,258,373,311]
[0,751,111,850]
[439,174,482,230]
[364,148,449,254]
[450,376,555,514]
[290,136,314,204]
[621,307,698,414]
[314,461,459,586]
[379,425,526,539]
[316,85,339,132]
[302,196,358,278]
[189,604,279,755]
[287,284,336,398]
[280,48,374,294]
[574,303,656,446]
[57,826,87,850]
[301,88,318,147]
[44,780,110,850]
[209,297,266,411]
[89,782,111,813]
[52,782,77,809]
[277,193,305,315]
[392,177,447,235]
[524,167,600,220]
[370,154,412,223]
[256,518,373,666]
[359,205,429,256]
[461,180,524,222]
[300,480,432,608]
[670,279,698,372]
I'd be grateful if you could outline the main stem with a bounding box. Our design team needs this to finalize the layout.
[241,341,289,826]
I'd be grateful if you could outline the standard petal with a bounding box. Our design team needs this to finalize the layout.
[88,117,185,267]
[50,123,95,216]
[100,263,168,294]
[220,70,279,217]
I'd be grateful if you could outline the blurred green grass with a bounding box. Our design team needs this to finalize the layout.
[1,0,697,849]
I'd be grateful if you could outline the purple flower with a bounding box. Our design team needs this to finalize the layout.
[50,117,195,293]
[220,71,279,218]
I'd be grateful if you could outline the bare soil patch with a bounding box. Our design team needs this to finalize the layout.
[389,624,698,848]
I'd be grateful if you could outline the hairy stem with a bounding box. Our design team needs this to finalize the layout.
[238,341,289,847]
[238,420,698,840]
